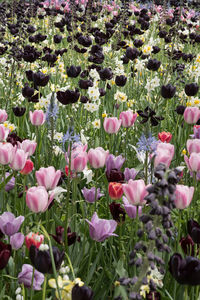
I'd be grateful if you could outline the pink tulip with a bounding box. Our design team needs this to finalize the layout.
[10,149,28,171]
[70,145,88,172]
[0,143,16,165]
[122,179,148,205]
[122,197,142,218]
[186,139,200,154]
[174,185,194,209]
[26,186,54,213]
[35,166,61,190]
[184,153,200,172]
[119,111,137,128]
[0,109,8,123]
[0,125,9,141]
[19,140,37,156]
[88,147,109,169]
[29,110,45,126]
[20,160,34,175]
[103,117,122,134]
[184,107,200,124]
[154,143,174,168]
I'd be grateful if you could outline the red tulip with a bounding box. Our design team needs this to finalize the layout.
[25,232,44,250]
[20,159,34,175]
[108,182,123,200]
[158,131,172,143]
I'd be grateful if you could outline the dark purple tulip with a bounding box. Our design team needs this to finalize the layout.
[67,66,81,78]
[29,245,64,274]
[147,59,161,71]
[79,79,93,90]
[175,105,186,115]
[161,84,176,99]
[57,89,80,105]
[51,226,78,246]
[72,284,94,300]
[185,83,199,97]
[115,75,127,87]
[0,241,11,270]
[180,235,194,256]
[53,34,62,44]
[109,202,125,223]
[22,85,34,98]
[32,72,50,87]
[126,47,139,60]
[99,68,113,81]
[146,291,161,300]
[169,253,200,285]
[18,264,44,290]
[188,219,200,244]
[106,169,124,183]
[12,107,26,117]
[7,132,22,146]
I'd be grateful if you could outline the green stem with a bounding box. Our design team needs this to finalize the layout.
[42,275,47,300]
[30,267,35,300]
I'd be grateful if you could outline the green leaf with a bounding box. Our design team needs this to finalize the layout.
[0,173,14,190]
[85,248,102,285]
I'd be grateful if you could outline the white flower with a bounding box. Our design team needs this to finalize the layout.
[84,103,99,112]
[114,91,127,103]
[87,87,100,101]
[83,167,93,184]
[92,119,100,129]
[39,244,49,251]
[15,287,22,295]
[89,69,100,80]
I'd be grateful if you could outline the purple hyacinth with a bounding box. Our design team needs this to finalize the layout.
[0,212,24,236]
[18,264,44,290]
[105,154,125,173]
[124,168,138,181]
[82,187,104,203]
[123,197,142,219]
[86,212,118,242]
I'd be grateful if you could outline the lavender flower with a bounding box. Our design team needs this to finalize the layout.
[10,233,24,250]
[123,197,142,219]
[106,154,125,173]
[0,212,24,236]
[82,187,104,203]
[18,264,44,290]
[86,212,118,242]
[124,168,138,181]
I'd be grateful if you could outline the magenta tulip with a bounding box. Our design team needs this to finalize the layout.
[10,149,28,171]
[122,179,147,205]
[154,142,174,168]
[0,143,15,165]
[36,166,61,191]
[86,212,118,242]
[29,110,45,126]
[0,109,8,123]
[88,147,109,169]
[103,117,122,134]
[184,107,200,124]
[184,153,200,173]
[186,139,200,154]
[0,125,9,141]
[119,111,137,128]
[174,185,194,209]
[26,186,54,213]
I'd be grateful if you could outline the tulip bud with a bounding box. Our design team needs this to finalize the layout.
[108,182,123,200]
[29,110,45,126]
[10,149,28,171]
[119,111,137,128]
[103,117,122,134]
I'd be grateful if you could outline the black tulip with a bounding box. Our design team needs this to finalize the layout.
[161,84,176,99]
[185,83,199,97]
[78,79,93,89]
[106,169,124,183]
[115,75,127,87]
[57,89,80,105]
[175,105,186,115]
[12,107,26,117]
[7,132,22,146]
[99,68,113,81]
[53,34,62,44]
[188,219,200,244]
[22,85,34,98]
[72,284,93,300]
[180,235,195,256]
[152,46,160,54]
[109,202,126,223]
[29,245,64,274]
[126,47,139,60]
[169,253,200,285]
[147,59,161,71]
[0,241,11,270]
[32,72,50,87]
[67,66,81,78]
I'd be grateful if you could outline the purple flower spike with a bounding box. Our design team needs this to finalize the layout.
[0,212,24,236]
[124,168,138,181]
[123,197,142,219]
[18,264,44,290]
[106,154,125,173]
[10,233,24,250]
[82,187,104,203]
[86,212,118,242]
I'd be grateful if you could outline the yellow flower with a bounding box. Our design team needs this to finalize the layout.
[186,101,192,107]
[182,149,186,155]
[140,284,150,298]
[102,113,107,118]
[114,281,120,286]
